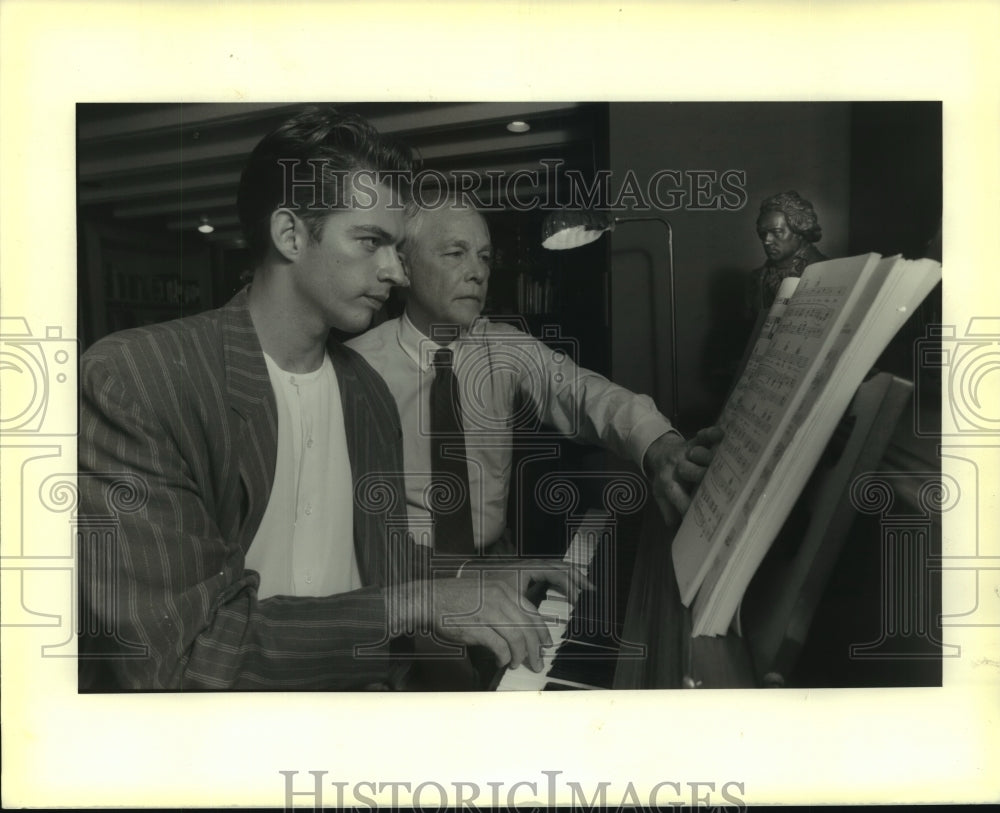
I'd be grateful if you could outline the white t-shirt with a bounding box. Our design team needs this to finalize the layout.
[245,352,361,599]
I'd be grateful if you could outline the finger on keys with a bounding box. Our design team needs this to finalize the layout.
[505,618,541,672]
[485,631,513,669]
[503,597,550,671]
[506,631,528,670]
[525,608,552,671]
[543,563,593,600]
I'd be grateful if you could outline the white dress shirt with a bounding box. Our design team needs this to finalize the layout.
[347,312,676,550]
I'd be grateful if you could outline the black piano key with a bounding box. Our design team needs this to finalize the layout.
[564,626,622,650]
[547,642,618,688]
[545,535,630,661]
[499,529,643,691]
[550,641,614,658]
[567,585,625,642]
[543,681,582,690]
[547,658,617,689]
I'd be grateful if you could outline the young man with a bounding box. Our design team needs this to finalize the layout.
[347,199,720,557]
[78,108,570,691]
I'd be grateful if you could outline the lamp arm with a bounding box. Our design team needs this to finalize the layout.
[612,216,679,426]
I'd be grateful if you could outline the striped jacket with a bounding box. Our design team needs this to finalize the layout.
[78,289,415,690]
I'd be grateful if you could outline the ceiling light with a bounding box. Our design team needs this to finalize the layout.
[506,120,531,133]
[197,216,215,234]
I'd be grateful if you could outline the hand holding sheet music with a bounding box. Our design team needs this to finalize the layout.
[671,253,942,636]
[643,425,725,525]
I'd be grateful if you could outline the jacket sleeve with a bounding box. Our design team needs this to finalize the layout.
[78,351,401,691]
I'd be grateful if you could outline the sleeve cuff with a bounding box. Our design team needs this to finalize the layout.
[628,412,682,467]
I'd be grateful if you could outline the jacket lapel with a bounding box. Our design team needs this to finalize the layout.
[221,289,278,551]
[330,342,387,586]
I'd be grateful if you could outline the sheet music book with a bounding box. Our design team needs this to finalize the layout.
[671,253,942,636]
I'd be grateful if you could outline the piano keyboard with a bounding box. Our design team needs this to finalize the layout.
[496,513,623,691]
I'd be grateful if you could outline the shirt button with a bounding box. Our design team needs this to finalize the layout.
[304,504,312,516]
[307,438,314,448]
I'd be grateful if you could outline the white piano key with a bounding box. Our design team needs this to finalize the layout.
[537,599,570,623]
[495,511,611,692]
[497,658,606,692]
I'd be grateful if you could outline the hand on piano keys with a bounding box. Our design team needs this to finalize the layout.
[460,558,594,613]
[420,577,556,673]
[496,520,626,691]
[401,554,591,677]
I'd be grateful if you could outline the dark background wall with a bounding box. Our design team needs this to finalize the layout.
[606,101,941,433]
[848,102,942,259]
[608,102,853,431]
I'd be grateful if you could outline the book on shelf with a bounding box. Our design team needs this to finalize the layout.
[672,252,942,637]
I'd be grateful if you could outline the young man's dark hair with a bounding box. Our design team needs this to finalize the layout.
[236,106,415,263]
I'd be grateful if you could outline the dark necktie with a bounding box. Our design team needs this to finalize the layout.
[429,347,475,555]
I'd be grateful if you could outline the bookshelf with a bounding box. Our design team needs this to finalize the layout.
[483,208,610,377]
[81,222,212,349]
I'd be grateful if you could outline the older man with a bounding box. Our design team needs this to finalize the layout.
[347,199,720,559]
[77,109,574,691]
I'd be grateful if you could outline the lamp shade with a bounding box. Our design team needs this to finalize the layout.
[541,209,614,250]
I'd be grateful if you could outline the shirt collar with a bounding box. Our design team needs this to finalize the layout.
[397,310,488,372]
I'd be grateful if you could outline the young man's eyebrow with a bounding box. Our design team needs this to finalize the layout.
[348,225,398,243]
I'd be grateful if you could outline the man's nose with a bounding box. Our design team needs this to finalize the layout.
[466,257,490,283]
[376,247,408,287]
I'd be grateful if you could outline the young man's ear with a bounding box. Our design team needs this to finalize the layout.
[269,209,303,262]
